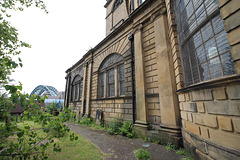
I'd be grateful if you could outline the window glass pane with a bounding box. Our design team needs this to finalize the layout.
[212,14,224,34]
[118,64,125,95]
[99,73,105,98]
[179,0,186,13]
[200,62,209,81]
[75,83,79,101]
[192,66,200,83]
[72,86,75,101]
[208,57,222,79]
[186,1,194,19]
[108,84,115,97]
[196,45,206,63]
[108,69,115,97]
[220,52,236,76]
[192,0,203,9]
[196,4,206,25]
[201,22,213,42]
[188,39,197,67]
[188,15,197,33]
[205,38,217,59]
[205,0,218,16]
[193,31,202,48]
[215,31,230,54]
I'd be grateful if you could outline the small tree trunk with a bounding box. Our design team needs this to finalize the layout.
[6,116,10,124]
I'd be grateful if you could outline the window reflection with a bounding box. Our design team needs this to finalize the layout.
[174,0,236,86]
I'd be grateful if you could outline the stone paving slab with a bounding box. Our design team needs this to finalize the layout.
[66,123,184,160]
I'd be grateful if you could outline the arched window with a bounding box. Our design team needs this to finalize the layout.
[71,75,83,102]
[174,0,236,86]
[99,53,125,98]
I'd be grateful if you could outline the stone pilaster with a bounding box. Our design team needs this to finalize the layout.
[153,14,180,128]
[81,63,87,116]
[133,24,148,129]
[64,75,69,108]
[86,60,93,116]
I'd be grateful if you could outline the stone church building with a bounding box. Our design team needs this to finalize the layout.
[64,0,240,159]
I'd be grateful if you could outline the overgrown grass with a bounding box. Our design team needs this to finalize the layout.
[1,121,106,160]
[45,131,107,160]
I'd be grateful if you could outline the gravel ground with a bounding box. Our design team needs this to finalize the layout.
[66,123,184,160]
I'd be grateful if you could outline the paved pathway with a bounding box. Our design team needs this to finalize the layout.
[66,123,184,160]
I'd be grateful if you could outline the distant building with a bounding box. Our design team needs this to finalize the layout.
[64,0,240,159]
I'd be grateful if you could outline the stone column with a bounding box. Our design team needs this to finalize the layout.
[64,74,71,108]
[81,63,87,116]
[154,14,180,128]
[86,60,93,116]
[64,75,69,108]
[133,24,148,130]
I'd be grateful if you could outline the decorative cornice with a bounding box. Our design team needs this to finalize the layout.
[132,23,143,34]
[150,2,166,22]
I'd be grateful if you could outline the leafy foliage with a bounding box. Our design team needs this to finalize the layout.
[0,0,47,86]
[165,142,176,151]
[106,117,122,135]
[79,117,92,126]
[134,148,151,160]
[120,121,135,138]
[0,1,78,159]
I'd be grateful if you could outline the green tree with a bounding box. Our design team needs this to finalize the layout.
[0,1,77,159]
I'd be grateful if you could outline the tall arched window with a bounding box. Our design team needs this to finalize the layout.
[99,53,125,98]
[71,75,83,102]
[174,0,236,86]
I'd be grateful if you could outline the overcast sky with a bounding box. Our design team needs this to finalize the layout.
[10,0,106,94]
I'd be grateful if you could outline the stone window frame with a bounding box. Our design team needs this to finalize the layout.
[98,53,125,98]
[173,0,236,87]
[71,75,83,102]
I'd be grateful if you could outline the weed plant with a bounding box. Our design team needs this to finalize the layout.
[165,142,176,151]
[120,121,135,138]
[134,148,151,160]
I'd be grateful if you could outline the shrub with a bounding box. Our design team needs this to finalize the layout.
[107,118,122,135]
[134,148,151,160]
[120,121,135,138]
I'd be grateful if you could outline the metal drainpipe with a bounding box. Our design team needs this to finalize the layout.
[129,33,136,124]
